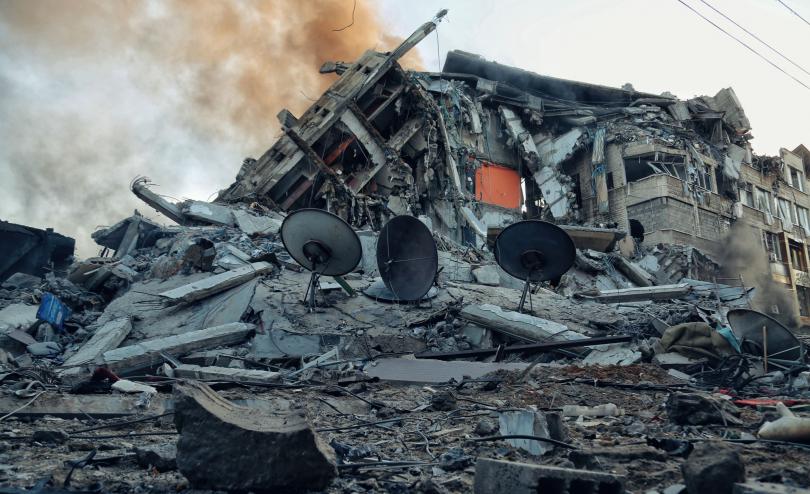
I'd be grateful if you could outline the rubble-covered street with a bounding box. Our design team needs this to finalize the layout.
[2,8,810,494]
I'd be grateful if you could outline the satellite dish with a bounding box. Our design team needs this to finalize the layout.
[365,215,438,303]
[727,309,806,368]
[280,209,361,309]
[494,220,576,313]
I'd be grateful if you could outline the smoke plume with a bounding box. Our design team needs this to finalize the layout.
[719,222,799,328]
[0,0,420,257]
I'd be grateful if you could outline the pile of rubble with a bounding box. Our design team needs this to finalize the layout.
[2,10,810,494]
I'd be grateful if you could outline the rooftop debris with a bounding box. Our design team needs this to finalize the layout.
[2,8,810,494]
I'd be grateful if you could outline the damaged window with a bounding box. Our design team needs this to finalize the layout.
[797,205,810,233]
[788,166,805,192]
[777,198,794,228]
[623,153,685,182]
[763,231,785,263]
[789,239,808,271]
[754,187,773,214]
[738,182,754,207]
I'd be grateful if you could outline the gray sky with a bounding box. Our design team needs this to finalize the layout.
[380,0,810,155]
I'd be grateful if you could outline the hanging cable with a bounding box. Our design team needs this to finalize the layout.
[675,0,810,90]
[776,0,810,28]
[699,0,810,77]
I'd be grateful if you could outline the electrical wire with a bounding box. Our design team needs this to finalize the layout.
[675,0,810,90]
[332,0,356,31]
[700,0,810,77]
[777,0,810,28]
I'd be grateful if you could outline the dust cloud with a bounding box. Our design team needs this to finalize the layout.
[0,0,421,257]
[719,223,799,327]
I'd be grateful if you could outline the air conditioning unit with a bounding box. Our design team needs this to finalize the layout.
[768,252,778,262]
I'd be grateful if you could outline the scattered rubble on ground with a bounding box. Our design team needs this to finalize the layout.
[2,9,810,494]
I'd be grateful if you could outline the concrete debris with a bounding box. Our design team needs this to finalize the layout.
[562,403,623,418]
[459,304,585,343]
[581,343,642,366]
[667,392,743,426]
[111,379,158,394]
[61,317,132,371]
[498,409,564,455]
[0,393,171,419]
[157,262,273,305]
[4,10,810,493]
[681,442,746,494]
[173,380,337,492]
[0,303,39,331]
[134,444,177,472]
[473,458,624,494]
[171,364,281,384]
[102,322,255,373]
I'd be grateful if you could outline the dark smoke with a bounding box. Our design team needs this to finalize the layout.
[719,222,798,327]
[0,0,421,257]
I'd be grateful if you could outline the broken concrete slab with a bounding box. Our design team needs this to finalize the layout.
[581,343,641,366]
[472,265,500,286]
[498,409,559,455]
[102,322,255,373]
[157,261,272,305]
[364,357,539,384]
[233,210,282,236]
[652,351,699,369]
[473,458,624,494]
[582,284,691,303]
[61,317,132,371]
[251,330,322,360]
[459,304,586,343]
[438,250,474,282]
[172,364,281,384]
[560,225,626,253]
[181,200,235,226]
[0,392,170,419]
[611,255,654,287]
[173,379,337,492]
[97,275,258,342]
[131,177,187,225]
[0,304,38,331]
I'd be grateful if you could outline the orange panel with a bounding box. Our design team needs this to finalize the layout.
[474,163,521,209]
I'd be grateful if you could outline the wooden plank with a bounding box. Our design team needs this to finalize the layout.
[61,317,132,369]
[459,304,587,343]
[172,364,280,384]
[103,322,255,373]
[157,262,272,305]
[0,392,171,419]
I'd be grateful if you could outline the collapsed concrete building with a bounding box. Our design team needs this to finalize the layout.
[213,18,810,327]
[3,10,810,494]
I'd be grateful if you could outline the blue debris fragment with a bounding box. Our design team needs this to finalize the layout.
[36,292,71,331]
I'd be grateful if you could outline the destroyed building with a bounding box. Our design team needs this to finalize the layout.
[213,19,810,327]
[2,10,810,494]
